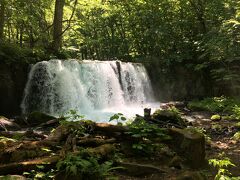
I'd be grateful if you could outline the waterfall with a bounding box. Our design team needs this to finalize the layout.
[21,60,157,122]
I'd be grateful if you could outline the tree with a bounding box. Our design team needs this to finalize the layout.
[52,0,65,52]
[0,0,5,41]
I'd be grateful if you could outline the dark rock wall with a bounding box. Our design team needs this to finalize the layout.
[144,62,214,101]
[0,62,29,116]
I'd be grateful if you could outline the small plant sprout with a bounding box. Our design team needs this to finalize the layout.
[109,113,127,125]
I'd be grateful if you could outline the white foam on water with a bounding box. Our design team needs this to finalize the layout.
[21,60,160,122]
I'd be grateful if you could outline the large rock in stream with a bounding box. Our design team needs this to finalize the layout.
[167,128,206,169]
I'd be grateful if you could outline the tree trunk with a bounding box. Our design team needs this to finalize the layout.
[52,0,65,52]
[0,0,5,41]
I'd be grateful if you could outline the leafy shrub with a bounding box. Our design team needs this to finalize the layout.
[188,96,240,113]
[60,109,85,122]
[126,119,170,154]
[109,113,127,125]
[209,156,240,180]
[188,97,240,120]
[56,153,120,180]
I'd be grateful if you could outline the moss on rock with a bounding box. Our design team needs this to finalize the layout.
[27,112,56,126]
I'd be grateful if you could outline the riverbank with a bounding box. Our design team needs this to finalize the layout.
[0,101,239,179]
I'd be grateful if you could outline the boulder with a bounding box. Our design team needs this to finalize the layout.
[152,109,186,128]
[27,112,56,126]
[167,128,206,169]
[0,116,20,131]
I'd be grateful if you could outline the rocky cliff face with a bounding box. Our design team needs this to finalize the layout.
[0,62,29,116]
[144,62,213,101]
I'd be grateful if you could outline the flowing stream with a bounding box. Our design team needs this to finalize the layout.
[21,60,159,122]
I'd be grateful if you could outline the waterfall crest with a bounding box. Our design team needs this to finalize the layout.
[21,60,156,121]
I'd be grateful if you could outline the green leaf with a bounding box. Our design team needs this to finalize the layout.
[121,116,126,121]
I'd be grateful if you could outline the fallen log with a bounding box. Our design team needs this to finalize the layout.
[84,144,116,158]
[0,155,60,175]
[0,130,47,140]
[93,123,128,137]
[77,137,116,147]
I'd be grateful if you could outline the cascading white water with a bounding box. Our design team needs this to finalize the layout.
[21,60,159,122]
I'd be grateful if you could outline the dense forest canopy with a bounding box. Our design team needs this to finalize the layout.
[1,1,240,179]
[0,0,240,94]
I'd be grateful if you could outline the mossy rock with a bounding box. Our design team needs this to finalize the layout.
[152,109,186,128]
[232,131,240,141]
[210,114,221,121]
[27,112,56,126]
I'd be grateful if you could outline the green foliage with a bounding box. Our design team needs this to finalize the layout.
[232,132,240,141]
[23,166,56,180]
[186,127,211,144]
[126,119,170,155]
[189,97,240,122]
[58,110,94,138]
[189,96,232,112]
[0,0,240,94]
[60,109,85,122]
[231,106,240,120]
[168,106,182,116]
[188,97,240,113]
[109,113,127,125]
[0,42,48,64]
[56,153,120,180]
[209,156,240,180]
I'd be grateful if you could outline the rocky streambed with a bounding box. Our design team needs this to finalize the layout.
[0,103,239,180]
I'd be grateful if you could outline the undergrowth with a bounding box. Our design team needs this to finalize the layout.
[188,96,240,120]
[209,154,240,180]
[56,152,121,180]
[126,118,171,155]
